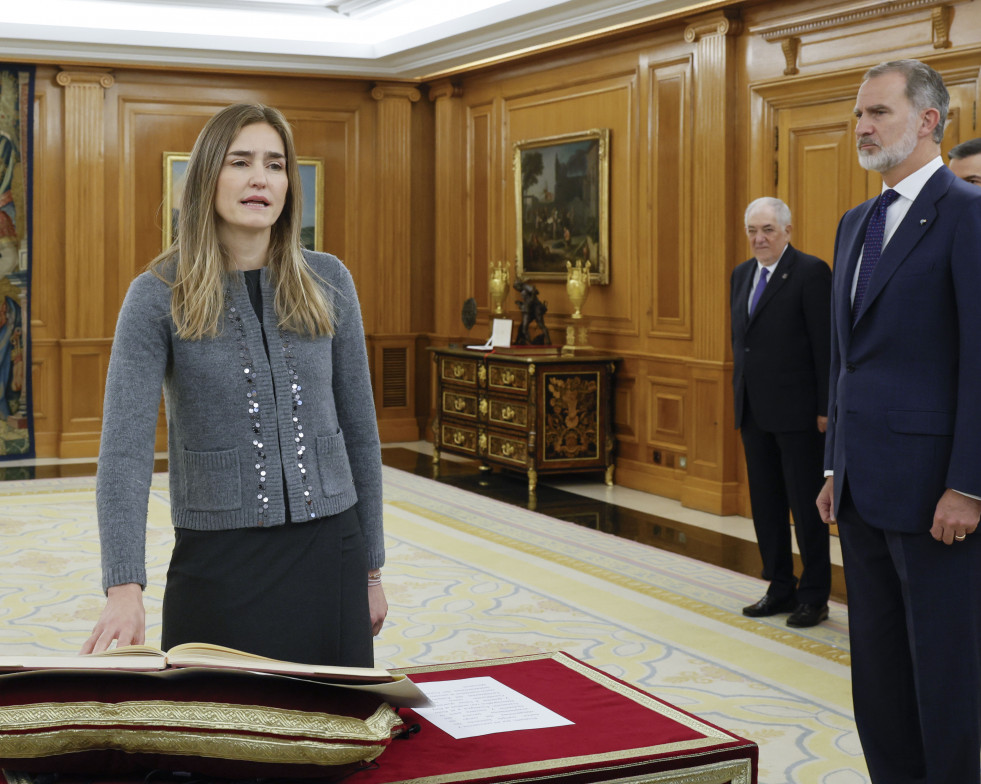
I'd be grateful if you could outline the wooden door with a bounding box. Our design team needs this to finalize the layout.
[775,98,871,267]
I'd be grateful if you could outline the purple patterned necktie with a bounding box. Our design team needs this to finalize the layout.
[749,267,769,315]
[853,189,900,322]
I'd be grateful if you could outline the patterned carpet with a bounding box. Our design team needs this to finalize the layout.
[0,467,868,783]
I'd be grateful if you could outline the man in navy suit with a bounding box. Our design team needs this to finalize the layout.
[731,198,832,627]
[816,59,981,784]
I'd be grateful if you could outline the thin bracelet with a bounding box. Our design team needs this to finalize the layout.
[368,570,382,586]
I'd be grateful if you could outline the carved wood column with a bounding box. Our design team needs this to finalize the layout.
[371,83,420,334]
[370,83,423,442]
[56,68,114,457]
[57,68,113,340]
[682,11,743,514]
[429,79,467,341]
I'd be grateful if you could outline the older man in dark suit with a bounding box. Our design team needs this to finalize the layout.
[816,59,981,784]
[731,197,832,628]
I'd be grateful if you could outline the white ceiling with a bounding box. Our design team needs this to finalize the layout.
[1,0,720,80]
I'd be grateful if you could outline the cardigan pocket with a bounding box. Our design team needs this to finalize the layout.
[316,430,355,497]
[181,448,242,511]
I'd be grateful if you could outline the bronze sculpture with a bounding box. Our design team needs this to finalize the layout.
[513,278,551,345]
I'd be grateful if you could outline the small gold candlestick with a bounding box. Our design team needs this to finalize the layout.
[489,260,510,316]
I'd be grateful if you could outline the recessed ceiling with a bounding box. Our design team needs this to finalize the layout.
[1,0,723,80]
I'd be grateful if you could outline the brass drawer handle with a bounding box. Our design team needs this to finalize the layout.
[500,369,516,386]
[501,442,515,457]
[452,363,466,379]
[501,405,515,421]
[452,432,466,446]
[453,397,467,412]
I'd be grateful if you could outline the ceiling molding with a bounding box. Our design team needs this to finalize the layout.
[2,0,734,80]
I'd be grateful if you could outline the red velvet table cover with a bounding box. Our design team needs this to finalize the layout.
[2,652,757,784]
[361,652,758,784]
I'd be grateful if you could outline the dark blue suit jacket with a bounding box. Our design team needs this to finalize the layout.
[826,165,981,532]
[731,245,831,433]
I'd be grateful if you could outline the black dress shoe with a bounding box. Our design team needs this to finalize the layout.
[786,603,829,628]
[742,594,796,617]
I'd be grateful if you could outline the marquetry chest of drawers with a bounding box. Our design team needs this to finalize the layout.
[428,347,619,491]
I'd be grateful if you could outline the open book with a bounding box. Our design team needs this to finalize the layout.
[0,642,427,706]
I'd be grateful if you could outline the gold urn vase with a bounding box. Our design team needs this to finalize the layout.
[489,260,510,315]
[565,259,591,319]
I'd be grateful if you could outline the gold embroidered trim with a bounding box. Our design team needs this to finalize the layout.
[368,753,753,784]
[0,701,401,765]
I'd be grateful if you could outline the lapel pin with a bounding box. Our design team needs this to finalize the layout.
[920,219,927,225]
[782,273,788,279]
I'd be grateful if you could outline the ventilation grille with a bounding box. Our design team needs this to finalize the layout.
[381,347,408,408]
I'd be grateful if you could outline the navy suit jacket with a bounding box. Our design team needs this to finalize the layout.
[731,244,831,433]
[826,165,981,532]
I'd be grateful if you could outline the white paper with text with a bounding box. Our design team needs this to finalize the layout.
[413,676,573,739]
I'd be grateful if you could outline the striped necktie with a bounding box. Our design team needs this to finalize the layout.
[853,189,900,322]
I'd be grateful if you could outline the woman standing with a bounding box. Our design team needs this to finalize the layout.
[82,104,386,666]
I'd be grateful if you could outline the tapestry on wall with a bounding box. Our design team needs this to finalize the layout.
[0,64,34,461]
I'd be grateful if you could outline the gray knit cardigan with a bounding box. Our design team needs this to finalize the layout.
[95,251,384,592]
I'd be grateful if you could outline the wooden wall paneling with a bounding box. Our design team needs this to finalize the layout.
[366,333,420,441]
[29,342,58,454]
[777,99,865,267]
[503,71,638,339]
[370,83,423,441]
[614,357,684,499]
[58,338,112,456]
[648,374,686,453]
[55,68,115,457]
[409,94,435,339]
[750,1,973,78]
[682,360,741,513]
[648,57,693,340]
[942,81,979,153]
[30,71,63,339]
[684,10,740,362]
[30,69,65,452]
[117,100,212,307]
[680,10,742,514]
[430,80,468,341]
[57,69,113,341]
[467,104,492,335]
[370,83,420,335]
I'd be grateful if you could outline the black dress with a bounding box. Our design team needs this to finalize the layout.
[160,270,373,667]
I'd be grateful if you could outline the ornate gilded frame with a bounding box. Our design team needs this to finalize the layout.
[513,129,609,284]
[162,152,324,251]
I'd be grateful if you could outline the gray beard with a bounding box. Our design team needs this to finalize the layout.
[857,126,918,173]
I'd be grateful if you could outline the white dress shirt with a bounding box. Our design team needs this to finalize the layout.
[849,156,945,304]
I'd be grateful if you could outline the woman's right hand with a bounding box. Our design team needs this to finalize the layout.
[80,582,146,654]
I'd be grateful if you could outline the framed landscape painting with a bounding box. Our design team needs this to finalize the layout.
[163,153,324,251]
[513,129,609,284]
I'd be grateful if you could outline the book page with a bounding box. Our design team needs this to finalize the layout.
[0,650,167,673]
[413,676,573,739]
[164,643,395,682]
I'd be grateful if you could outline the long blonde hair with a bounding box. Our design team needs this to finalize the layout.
[152,103,335,340]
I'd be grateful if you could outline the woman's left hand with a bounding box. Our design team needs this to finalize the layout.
[368,583,388,636]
